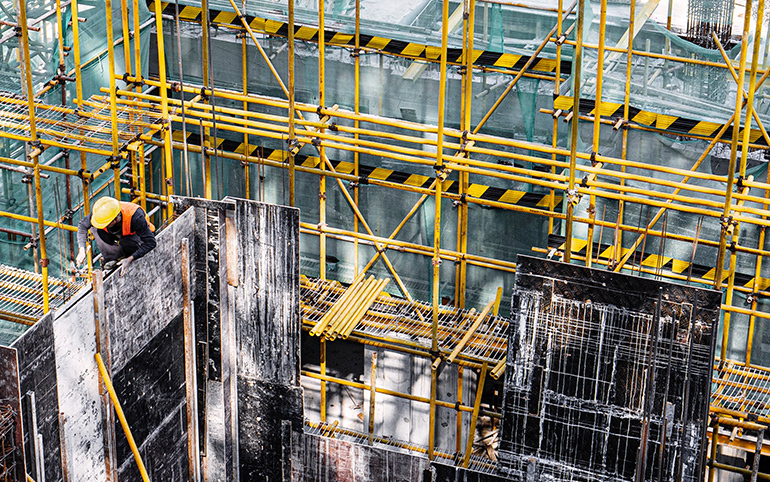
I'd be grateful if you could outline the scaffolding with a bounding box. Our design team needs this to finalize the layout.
[2,0,770,478]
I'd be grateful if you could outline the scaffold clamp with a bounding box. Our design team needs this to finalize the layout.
[566,188,581,205]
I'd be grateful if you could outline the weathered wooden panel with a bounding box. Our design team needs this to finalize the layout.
[103,207,195,373]
[231,199,300,384]
[292,432,433,482]
[225,198,302,481]
[238,379,303,480]
[0,345,23,481]
[113,314,189,481]
[499,255,721,482]
[52,291,105,482]
[12,314,62,482]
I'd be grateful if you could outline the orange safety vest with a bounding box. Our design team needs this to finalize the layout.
[119,202,155,235]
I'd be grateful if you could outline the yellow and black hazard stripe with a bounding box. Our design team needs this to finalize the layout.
[156,1,571,75]
[174,130,563,211]
[548,234,770,289]
[553,95,768,147]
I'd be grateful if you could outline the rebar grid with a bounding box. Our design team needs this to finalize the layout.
[501,289,710,482]
[300,276,508,365]
[304,420,498,474]
[0,91,164,151]
[0,263,84,322]
[712,361,770,417]
[0,404,18,481]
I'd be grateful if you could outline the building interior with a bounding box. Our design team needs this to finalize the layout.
[0,0,769,480]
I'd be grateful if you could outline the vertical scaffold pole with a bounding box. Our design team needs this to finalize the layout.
[105,0,122,199]
[716,0,753,360]
[564,0,585,263]
[318,0,328,423]
[154,0,175,219]
[429,0,450,461]
[19,0,49,312]
[586,0,606,268]
[288,0,296,207]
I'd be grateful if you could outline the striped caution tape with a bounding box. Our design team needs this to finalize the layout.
[548,234,770,290]
[553,95,768,147]
[157,1,571,75]
[173,129,563,211]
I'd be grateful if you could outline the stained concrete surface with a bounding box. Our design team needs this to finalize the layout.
[51,286,105,482]
[113,314,189,481]
[12,314,62,482]
[499,256,721,481]
[0,345,22,481]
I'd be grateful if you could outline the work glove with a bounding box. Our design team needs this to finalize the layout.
[76,247,86,266]
[119,256,134,276]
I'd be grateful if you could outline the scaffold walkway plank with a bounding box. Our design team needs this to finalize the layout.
[0,264,86,324]
[0,91,164,153]
[300,275,508,367]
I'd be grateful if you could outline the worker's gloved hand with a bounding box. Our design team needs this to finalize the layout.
[119,256,134,276]
[76,247,86,266]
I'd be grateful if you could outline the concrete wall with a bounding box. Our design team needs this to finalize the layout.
[228,198,304,481]
[12,314,62,482]
[292,431,511,482]
[0,205,198,481]
[0,345,22,481]
[0,196,508,482]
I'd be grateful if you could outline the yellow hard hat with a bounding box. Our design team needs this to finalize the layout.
[91,197,121,229]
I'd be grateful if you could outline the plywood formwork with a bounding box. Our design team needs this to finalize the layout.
[1,0,770,478]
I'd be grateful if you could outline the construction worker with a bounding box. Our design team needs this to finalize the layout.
[76,197,156,275]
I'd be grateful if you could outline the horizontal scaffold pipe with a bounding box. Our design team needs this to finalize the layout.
[121,97,770,220]
[542,107,770,152]
[152,1,570,76]
[532,246,770,298]
[0,210,77,232]
[299,222,518,273]
[113,83,770,204]
[301,370,501,419]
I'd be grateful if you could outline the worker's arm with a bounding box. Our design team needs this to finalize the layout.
[76,215,92,265]
[77,215,92,248]
[128,209,157,260]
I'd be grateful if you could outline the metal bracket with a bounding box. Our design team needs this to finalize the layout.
[566,188,581,206]
[77,168,92,182]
